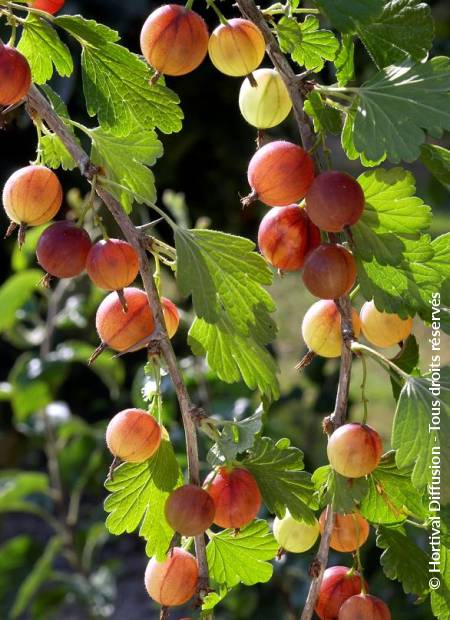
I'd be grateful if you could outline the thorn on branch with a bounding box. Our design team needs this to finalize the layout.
[322,415,335,436]
[308,557,322,579]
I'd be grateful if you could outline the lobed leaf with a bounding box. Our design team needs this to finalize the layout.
[312,0,384,33]
[243,437,317,523]
[207,520,278,588]
[312,465,369,513]
[207,407,264,466]
[420,144,450,188]
[276,15,339,71]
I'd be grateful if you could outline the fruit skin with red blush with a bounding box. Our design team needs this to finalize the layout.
[86,239,139,291]
[315,566,368,620]
[247,140,315,207]
[360,300,413,348]
[36,221,91,279]
[161,297,180,338]
[140,5,209,76]
[305,171,365,232]
[3,165,62,226]
[144,547,199,606]
[319,508,370,553]
[95,287,155,352]
[338,593,391,620]
[165,484,216,536]
[257,205,320,271]
[302,243,357,299]
[30,0,65,14]
[0,43,32,106]
[205,467,261,529]
[327,423,383,478]
[301,300,361,358]
[106,408,161,463]
[208,18,265,77]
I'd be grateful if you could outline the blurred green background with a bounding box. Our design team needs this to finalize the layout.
[0,1,449,619]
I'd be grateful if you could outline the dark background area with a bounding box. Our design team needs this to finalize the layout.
[0,1,449,619]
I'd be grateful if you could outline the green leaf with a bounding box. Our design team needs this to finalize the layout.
[350,57,450,163]
[243,437,317,524]
[376,526,429,596]
[176,228,274,329]
[277,15,339,71]
[0,270,42,332]
[392,370,450,499]
[17,15,73,84]
[201,587,229,613]
[207,520,278,588]
[304,92,341,135]
[356,234,450,324]
[356,0,434,69]
[104,438,181,560]
[91,126,163,212]
[335,34,355,86]
[11,536,62,619]
[341,108,386,166]
[312,0,384,33]
[431,544,450,620]
[207,407,264,466]
[189,313,279,401]
[420,144,450,188]
[0,471,49,510]
[312,465,369,513]
[354,167,431,245]
[360,452,426,524]
[40,134,76,171]
[56,16,183,135]
[389,336,420,399]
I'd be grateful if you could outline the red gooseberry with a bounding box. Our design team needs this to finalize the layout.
[338,593,391,620]
[140,5,209,76]
[305,171,365,232]
[106,408,161,463]
[36,221,91,279]
[302,244,357,299]
[205,467,261,529]
[0,43,32,106]
[208,18,265,77]
[319,508,370,553]
[327,423,383,478]
[145,547,199,606]
[257,205,321,271]
[165,484,216,536]
[315,566,367,620]
[246,141,315,207]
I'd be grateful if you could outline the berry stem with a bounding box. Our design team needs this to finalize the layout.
[25,84,211,597]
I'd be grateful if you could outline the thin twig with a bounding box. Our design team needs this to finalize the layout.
[234,4,355,619]
[26,85,210,596]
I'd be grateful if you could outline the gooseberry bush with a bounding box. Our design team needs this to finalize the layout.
[0,0,449,619]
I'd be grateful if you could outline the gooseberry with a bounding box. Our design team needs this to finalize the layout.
[205,467,261,529]
[86,239,139,292]
[327,423,383,478]
[316,566,367,620]
[273,510,320,553]
[145,547,198,607]
[302,244,357,299]
[165,484,216,536]
[208,18,265,77]
[30,0,65,14]
[360,300,413,348]
[338,594,391,620]
[0,43,32,106]
[257,205,320,271]
[3,165,62,226]
[239,68,292,129]
[96,287,155,352]
[301,300,361,358]
[161,297,180,338]
[140,5,209,76]
[247,140,314,207]
[36,221,91,279]
[106,408,161,463]
[305,171,365,232]
[319,508,370,553]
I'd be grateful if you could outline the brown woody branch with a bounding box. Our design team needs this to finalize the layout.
[26,85,209,598]
[235,3,355,620]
